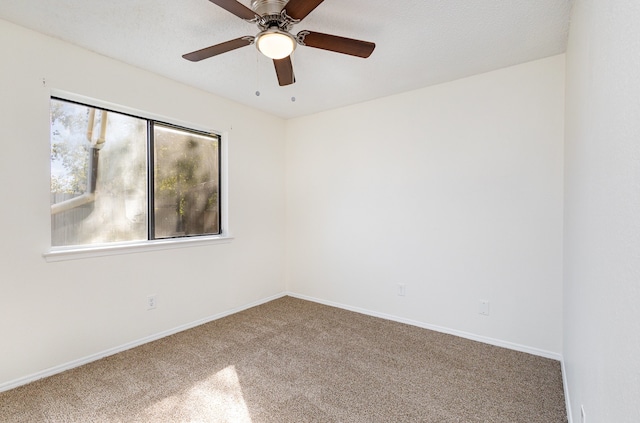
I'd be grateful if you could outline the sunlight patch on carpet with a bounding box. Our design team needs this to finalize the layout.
[143,365,253,422]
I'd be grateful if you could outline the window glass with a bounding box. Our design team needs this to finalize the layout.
[50,99,147,246]
[152,124,220,238]
[50,97,221,249]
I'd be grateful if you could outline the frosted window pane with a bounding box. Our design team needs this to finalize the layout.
[50,99,147,246]
[153,124,220,239]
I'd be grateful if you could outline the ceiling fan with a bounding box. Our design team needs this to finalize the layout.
[182,0,376,86]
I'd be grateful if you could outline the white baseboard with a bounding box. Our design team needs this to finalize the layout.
[561,358,573,423]
[286,292,563,361]
[0,292,286,393]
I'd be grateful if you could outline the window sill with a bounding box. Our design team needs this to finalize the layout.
[43,234,234,262]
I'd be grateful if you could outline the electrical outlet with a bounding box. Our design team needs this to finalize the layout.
[147,294,157,310]
[581,405,586,423]
[479,300,490,316]
[397,283,406,296]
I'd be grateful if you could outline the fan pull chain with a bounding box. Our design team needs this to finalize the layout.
[255,51,261,97]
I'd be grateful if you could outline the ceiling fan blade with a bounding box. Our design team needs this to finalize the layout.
[182,36,254,61]
[273,56,295,86]
[208,0,257,20]
[283,0,324,21]
[298,31,375,58]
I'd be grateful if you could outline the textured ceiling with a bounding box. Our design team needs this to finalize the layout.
[0,0,571,119]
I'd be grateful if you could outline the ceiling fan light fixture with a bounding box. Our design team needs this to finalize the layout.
[256,30,296,60]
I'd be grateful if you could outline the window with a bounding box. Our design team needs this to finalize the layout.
[49,97,221,251]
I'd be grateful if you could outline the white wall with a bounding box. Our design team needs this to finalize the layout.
[286,55,565,355]
[0,19,286,388]
[0,11,583,398]
[564,0,640,421]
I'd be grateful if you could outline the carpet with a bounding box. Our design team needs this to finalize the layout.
[0,296,567,422]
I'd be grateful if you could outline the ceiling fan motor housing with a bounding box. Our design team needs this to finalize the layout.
[251,0,297,33]
[251,0,288,17]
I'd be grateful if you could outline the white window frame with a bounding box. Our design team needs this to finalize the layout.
[43,91,232,262]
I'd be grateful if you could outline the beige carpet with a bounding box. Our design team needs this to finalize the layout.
[0,296,567,422]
